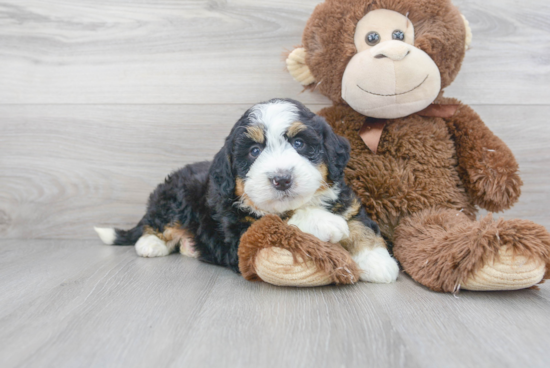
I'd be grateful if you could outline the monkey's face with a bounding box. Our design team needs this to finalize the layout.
[341,9,441,119]
[286,1,470,120]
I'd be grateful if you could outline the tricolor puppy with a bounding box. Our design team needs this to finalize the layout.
[95,99,398,283]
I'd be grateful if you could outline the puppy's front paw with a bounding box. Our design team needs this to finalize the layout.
[354,248,399,283]
[135,234,170,258]
[288,208,349,243]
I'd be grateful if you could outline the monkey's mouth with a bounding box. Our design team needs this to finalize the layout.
[357,75,429,97]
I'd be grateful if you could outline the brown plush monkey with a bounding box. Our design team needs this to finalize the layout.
[239,0,550,292]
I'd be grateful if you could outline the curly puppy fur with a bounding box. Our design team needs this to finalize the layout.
[96,99,381,278]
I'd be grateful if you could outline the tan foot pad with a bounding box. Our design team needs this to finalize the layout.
[462,248,546,291]
[255,247,332,287]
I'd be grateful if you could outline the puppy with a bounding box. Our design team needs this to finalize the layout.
[95,99,399,283]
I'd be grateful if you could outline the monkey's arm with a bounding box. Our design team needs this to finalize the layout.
[446,102,522,212]
[238,215,360,285]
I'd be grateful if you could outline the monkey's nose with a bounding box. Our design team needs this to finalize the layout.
[271,174,293,191]
[371,41,411,61]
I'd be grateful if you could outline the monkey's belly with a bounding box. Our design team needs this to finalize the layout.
[345,143,473,240]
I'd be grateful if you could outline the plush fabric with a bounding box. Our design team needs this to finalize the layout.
[302,0,466,104]
[319,99,550,291]
[246,0,550,292]
[239,215,361,285]
[393,208,549,292]
[342,9,441,118]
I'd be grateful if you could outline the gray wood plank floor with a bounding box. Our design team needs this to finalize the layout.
[1,0,550,367]
[1,240,550,368]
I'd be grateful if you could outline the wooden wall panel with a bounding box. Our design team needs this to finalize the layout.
[0,0,548,105]
[1,104,548,239]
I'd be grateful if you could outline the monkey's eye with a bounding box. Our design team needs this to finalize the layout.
[249,146,262,158]
[292,139,305,150]
[366,32,381,46]
[392,30,405,41]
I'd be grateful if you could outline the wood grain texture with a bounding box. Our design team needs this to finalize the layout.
[0,0,549,105]
[1,104,549,239]
[0,239,549,368]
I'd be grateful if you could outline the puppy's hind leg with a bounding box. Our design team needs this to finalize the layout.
[163,226,199,258]
[135,225,199,258]
[135,232,176,258]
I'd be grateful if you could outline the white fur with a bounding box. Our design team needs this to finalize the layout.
[179,237,199,258]
[243,147,324,215]
[135,234,173,258]
[308,184,340,209]
[288,208,350,243]
[354,247,399,283]
[94,227,116,245]
[242,101,325,215]
[249,100,300,143]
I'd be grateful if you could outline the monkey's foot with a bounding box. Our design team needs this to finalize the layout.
[394,208,550,292]
[462,247,546,291]
[254,247,333,287]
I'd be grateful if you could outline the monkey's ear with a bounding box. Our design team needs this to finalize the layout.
[285,48,316,86]
[461,14,473,51]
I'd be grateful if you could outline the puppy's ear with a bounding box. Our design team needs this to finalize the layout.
[209,138,235,201]
[318,117,350,182]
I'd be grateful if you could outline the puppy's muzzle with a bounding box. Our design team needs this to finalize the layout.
[270,172,293,191]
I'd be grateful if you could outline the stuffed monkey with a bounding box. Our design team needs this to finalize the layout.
[239,0,550,292]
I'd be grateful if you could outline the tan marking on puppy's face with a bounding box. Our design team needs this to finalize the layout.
[235,177,245,197]
[236,177,265,214]
[315,163,330,193]
[342,199,361,220]
[287,121,307,137]
[245,124,265,144]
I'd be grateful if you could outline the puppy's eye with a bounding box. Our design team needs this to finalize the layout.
[366,32,380,46]
[249,146,262,158]
[392,30,405,41]
[292,139,305,150]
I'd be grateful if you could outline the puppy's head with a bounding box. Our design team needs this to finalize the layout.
[210,99,350,215]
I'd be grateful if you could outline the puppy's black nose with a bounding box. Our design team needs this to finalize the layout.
[271,174,293,191]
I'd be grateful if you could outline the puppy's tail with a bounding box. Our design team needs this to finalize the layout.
[94,224,144,245]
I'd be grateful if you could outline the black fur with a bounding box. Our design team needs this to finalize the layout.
[111,99,380,273]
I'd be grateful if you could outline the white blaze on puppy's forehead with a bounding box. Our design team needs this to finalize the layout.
[249,100,300,148]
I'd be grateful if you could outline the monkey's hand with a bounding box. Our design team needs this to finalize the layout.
[238,215,360,286]
[445,102,522,212]
[463,147,522,212]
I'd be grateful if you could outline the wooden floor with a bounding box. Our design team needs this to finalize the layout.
[1,240,550,368]
[1,0,550,367]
